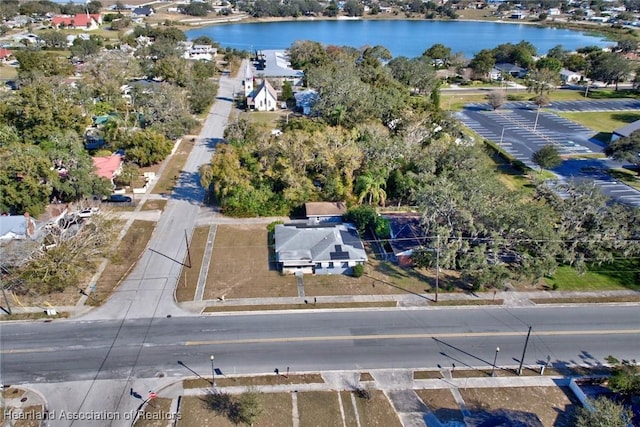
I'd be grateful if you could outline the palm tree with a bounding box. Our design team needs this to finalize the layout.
[356,169,388,206]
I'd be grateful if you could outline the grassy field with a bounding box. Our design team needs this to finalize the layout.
[177,393,293,427]
[545,261,640,291]
[151,137,196,195]
[90,220,156,305]
[176,226,210,302]
[297,391,343,427]
[204,224,464,301]
[459,386,579,427]
[203,301,397,312]
[184,374,324,389]
[352,390,403,427]
[0,64,18,80]
[415,389,464,425]
[140,199,167,211]
[557,111,640,135]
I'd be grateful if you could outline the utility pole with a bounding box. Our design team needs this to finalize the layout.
[435,235,440,303]
[517,326,533,376]
[184,230,192,268]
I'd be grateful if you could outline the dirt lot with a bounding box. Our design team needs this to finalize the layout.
[415,388,464,425]
[203,224,452,301]
[459,386,579,426]
[177,393,292,427]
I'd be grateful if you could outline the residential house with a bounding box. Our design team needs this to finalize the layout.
[52,13,102,30]
[178,42,217,61]
[0,49,13,62]
[560,68,582,84]
[611,120,640,142]
[274,223,367,275]
[92,154,124,185]
[294,89,318,115]
[254,50,305,87]
[132,6,154,17]
[305,201,347,224]
[494,63,527,78]
[0,213,38,241]
[245,64,278,111]
[382,213,426,266]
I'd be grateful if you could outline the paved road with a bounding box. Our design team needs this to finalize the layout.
[30,68,246,426]
[2,306,639,386]
[458,101,640,207]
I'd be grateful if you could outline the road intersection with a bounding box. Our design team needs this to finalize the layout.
[2,78,640,426]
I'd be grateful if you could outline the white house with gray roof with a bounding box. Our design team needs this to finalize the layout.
[274,223,367,275]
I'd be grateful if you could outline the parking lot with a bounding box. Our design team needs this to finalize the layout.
[458,101,640,207]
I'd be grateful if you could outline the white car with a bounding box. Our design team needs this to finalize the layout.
[78,207,100,218]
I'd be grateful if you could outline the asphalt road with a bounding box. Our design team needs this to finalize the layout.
[2,306,639,386]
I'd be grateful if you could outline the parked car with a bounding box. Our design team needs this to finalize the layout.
[78,207,100,218]
[104,194,132,203]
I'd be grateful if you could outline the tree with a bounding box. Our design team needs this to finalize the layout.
[526,68,560,96]
[120,130,173,167]
[342,0,364,16]
[532,144,562,169]
[605,130,640,173]
[605,356,640,396]
[423,43,452,68]
[574,396,632,427]
[356,169,387,206]
[589,52,631,90]
[487,90,506,110]
[469,49,495,80]
[0,142,56,216]
[237,388,263,426]
[535,57,563,73]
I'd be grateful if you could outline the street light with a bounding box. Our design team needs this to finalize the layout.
[210,355,215,387]
[491,347,500,377]
[533,104,541,132]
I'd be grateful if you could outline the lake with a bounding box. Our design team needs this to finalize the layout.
[186,19,612,58]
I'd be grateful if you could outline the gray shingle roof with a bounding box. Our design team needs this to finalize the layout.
[275,223,367,264]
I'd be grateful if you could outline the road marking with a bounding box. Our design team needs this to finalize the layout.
[184,329,640,346]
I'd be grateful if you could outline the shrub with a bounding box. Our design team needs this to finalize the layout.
[352,264,364,277]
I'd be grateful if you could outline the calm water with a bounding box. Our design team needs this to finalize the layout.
[186,20,612,58]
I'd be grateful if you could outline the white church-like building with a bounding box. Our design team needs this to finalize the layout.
[244,63,278,112]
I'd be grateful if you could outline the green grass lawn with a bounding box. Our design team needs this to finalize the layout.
[557,111,640,134]
[545,260,640,291]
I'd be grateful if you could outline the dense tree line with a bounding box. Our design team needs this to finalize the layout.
[0,25,218,216]
[201,40,640,290]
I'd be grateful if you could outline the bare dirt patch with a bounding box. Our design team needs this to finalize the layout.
[134,398,173,427]
[413,370,443,380]
[415,388,464,425]
[359,372,374,381]
[140,199,167,212]
[459,386,579,427]
[205,224,298,299]
[176,226,210,302]
[297,391,343,427]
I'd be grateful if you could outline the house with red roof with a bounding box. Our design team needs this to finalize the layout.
[0,49,13,62]
[92,154,123,185]
[52,13,102,30]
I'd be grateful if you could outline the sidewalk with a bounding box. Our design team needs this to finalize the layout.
[136,367,572,427]
[4,287,639,317]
